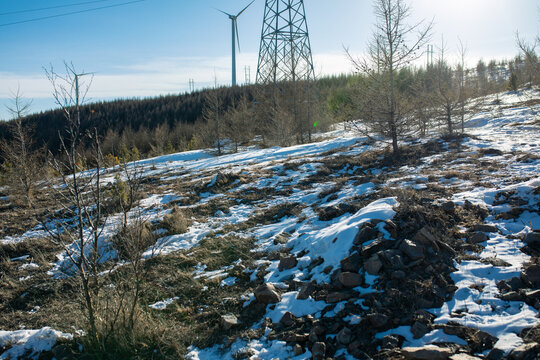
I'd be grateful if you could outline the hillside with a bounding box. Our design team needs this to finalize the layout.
[0,90,539,359]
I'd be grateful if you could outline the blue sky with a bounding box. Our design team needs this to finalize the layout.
[0,0,538,120]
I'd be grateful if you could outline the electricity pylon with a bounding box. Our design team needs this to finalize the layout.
[256,0,315,85]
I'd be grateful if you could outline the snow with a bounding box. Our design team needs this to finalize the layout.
[149,297,179,310]
[266,291,328,323]
[0,328,72,360]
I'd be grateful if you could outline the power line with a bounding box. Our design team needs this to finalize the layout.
[0,0,147,27]
[0,0,113,16]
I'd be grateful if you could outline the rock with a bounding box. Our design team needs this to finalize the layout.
[364,254,383,275]
[280,311,295,327]
[381,249,405,268]
[392,270,406,279]
[254,283,281,304]
[385,219,398,238]
[472,224,499,233]
[400,239,425,261]
[508,342,540,360]
[401,345,453,360]
[337,327,353,345]
[468,231,489,244]
[522,265,540,286]
[326,292,352,303]
[381,335,403,349]
[367,313,389,329]
[273,233,290,245]
[341,252,362,272]
[486,348,505,360]
[500,291,525,301]
[450,354,482,360]
[285,333,309,342]
[481,257,511,267]
[233,347,256,359]
[221,314,239,330]
[441,201,455,212]
[362,238,393,257]
[278,256,298,271]
[497,277,524,293]
[525,289,540,302]
[411,321,429,339]
[312,342,326,360]
[297,282,315,300]
[293,344,304,356]
[354,224,378,245]
[338,272,363,288]
[524,231,540,245]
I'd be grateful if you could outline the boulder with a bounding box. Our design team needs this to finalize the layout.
[221,314,239,330]
[296,281,315,300]
[522,264,540,286]
[367,313,389,329]
[400,239,425,261]
[337,327,353,345]
[278,256,298,271]
[411,321,429,339]
[381,249,405,268]
[401,345,453,360]
[472,224,499,233]
[293,344,304,356]
[441,201,455,212]
[364,254,383,275]
[311,342,326,360]
[468,232,489,244]
[524,231,540,245]
[508,342,539,360]
[500,291,524,301]
[450,354,482,360]
[354,225,378,245]
[341,252,362,272]
[280,311,295,327]
[326,292,352,303]
[254,283,281,304]
[338,272,363,288]
[381,335,403,349]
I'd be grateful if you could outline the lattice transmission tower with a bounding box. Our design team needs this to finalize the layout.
[256,0,315,85]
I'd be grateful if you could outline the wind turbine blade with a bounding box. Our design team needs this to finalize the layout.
[214,7,232,17]
[235,20,241,52]
[236,0,255,17]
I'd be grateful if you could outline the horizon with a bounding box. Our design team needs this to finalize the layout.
[1,0,538,121]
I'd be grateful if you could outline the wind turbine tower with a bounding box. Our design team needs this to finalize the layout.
[217,1,255,87]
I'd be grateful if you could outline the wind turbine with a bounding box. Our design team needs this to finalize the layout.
[217,0,255,86]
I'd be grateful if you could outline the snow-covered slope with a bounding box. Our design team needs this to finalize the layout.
[1,90,539,359]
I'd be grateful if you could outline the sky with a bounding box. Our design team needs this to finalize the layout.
[0,0,538,120]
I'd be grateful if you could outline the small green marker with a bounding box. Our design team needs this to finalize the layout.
[313,121,318,128]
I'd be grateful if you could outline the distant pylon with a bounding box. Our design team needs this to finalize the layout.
[256,0,315,85]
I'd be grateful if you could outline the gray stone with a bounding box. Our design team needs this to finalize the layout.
[472,224,499,233]
[312,342,326,360]
[441,201,455,212]
[341,252,362,272]
[500,291,524,301]
[364,254,383,275]
[468,231,489,244]
[450,354,482,360]
[411,321,429,339]
[354,225,378,245]
[392,270,406,279]
[337,327,353,345]
[400,239,425,261]
[381,335,402,349]
[296,282,315,300]
[509,342,540,360]
[293,344,304,356]
[522,264,540,286]
[326,292,352,303]
[278,256,298,271]
[524,231,540,245]
[338,272,363,288]
[254,283,281,304]
[280,311,295,327]
[401,345,453,360]
[367,313,389,329]
[221,314,239,330]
